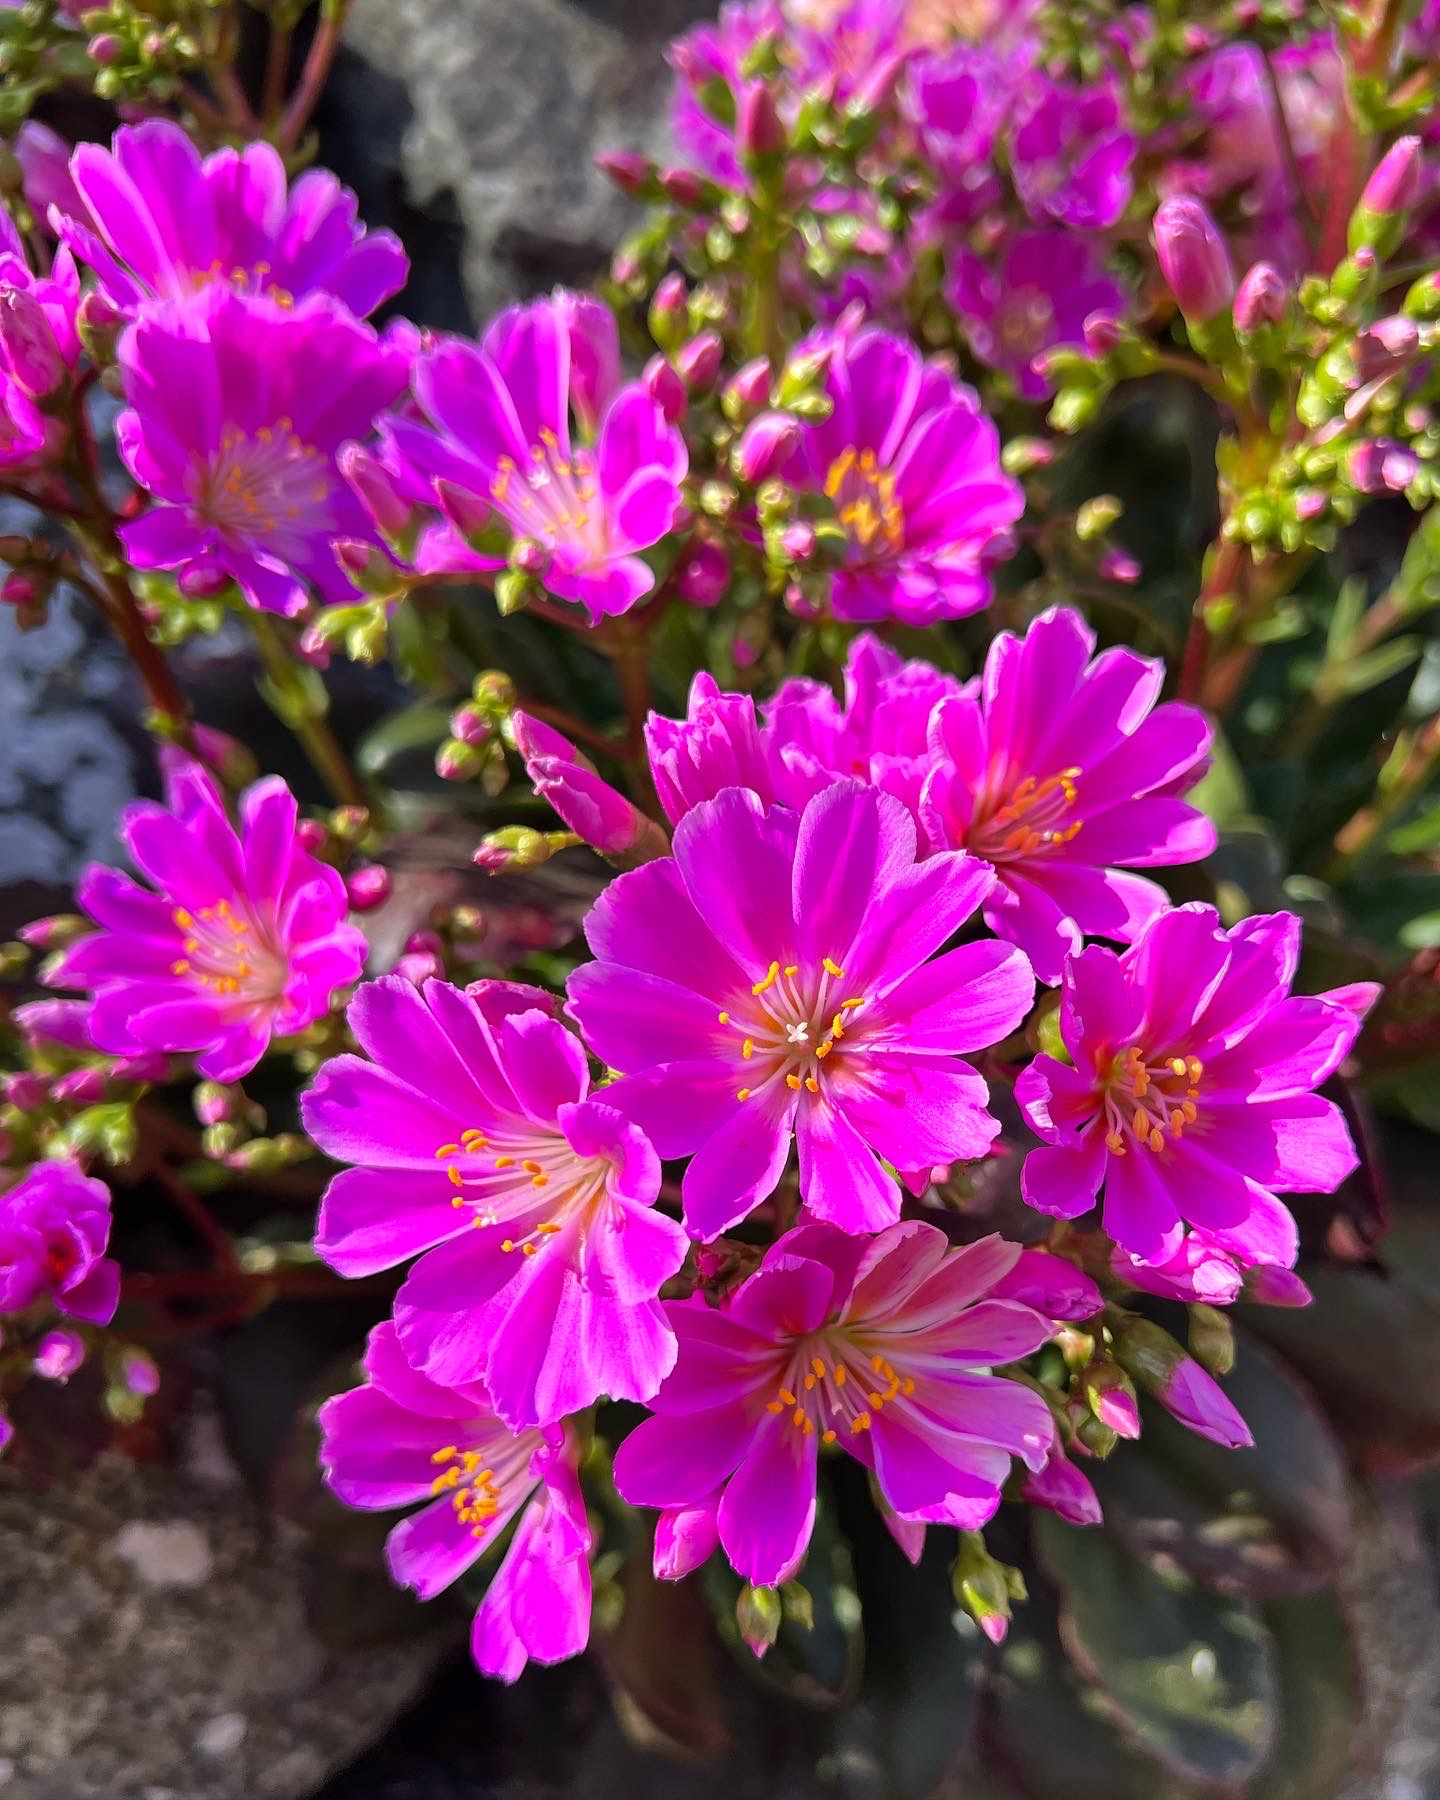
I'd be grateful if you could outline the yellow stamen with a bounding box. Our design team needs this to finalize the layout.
[435,1143,461,1158]
[823,957,845,978]
[752,962,781,996]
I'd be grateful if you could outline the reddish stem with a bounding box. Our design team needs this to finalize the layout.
[278,2,352,152]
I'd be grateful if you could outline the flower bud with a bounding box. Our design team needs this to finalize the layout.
[193,1081,237,1127]
[674,329,723,393]
[657,166,710,209]
[1021,1437,1102,1527]
[52,1067,107,1105]
[1348,438,1418,494]
[595,149,653,197]
[345,864,392,912]
[1243,1265,1312,1308]
[653,1498,720,1581]
[737,82,786,165]
[513,709,670,867]
[642,353,687,424]
[735,1582,782,1659]
[296,818,328,854]
[1100,548,1140,584]
[1111,1315,1252,1449]
[1082,1362,1140,1438]
[1361,135,1422,217]
[1233,261,1287,334]
[951,1532,1012,1645]
[648,273,688,352]
[5,1071,47,1110]
[87,32,122,64]
[733,410,801,484]
[12,998,92,1050]
[120,1350,160,1396]
[449,703,492,747]
[473,826,555,875]
[673,535,730,607]
[436,737,484,782]
[33,1329,85,1382]
[339,442,415,539]
[1188,1302,1235,1376]
[0,285,64,398]
[1082,310,1124,356]
[1154,197,1234,325]
[722,355,772,421]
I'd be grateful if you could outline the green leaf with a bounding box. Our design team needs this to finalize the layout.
[1034,1514,1278,1786]
[1251,1593,1361,1800]
[1325,637,1422,699]
[1085,1330,1352,1596]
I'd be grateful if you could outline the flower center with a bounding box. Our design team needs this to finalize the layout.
[199,421,332,553]
[40,1232,78,1287]
[765,1335,916,1443]
[489,427,607,564]
[171,899,287,1007]
[427,1428,536,1538]
[187,258,296,307]
[1100,1046,1204,1156]
[969,767,1083,863]
[719,956,869,1103]
[824,447,905,562]
[433,1125,610,1256]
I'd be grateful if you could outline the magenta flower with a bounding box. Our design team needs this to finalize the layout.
[645,673,775,826]
[614,1221,1057,1587]
[304,976,687,1429]
[568,781,1034,1240]
[1016,903,1379,1268]
[763,631,961,817]
[1009,74,1135,232]
[0,1161,119,1325]
[785,322,1023,623]
[668,2,786,186]
[0,206,79,471]
[386,292,687,620]
[116,287,408,614]
[55,120,407,319]
[947,229,1126,400]
[904,44,1016,220]
[512,710,669,864]
[319,1322,591,1683]
[47,762,365,1082]
[918,606,1216,983]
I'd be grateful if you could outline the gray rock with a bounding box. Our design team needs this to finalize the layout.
[335,0,716,326]
[0,1454,449,1800]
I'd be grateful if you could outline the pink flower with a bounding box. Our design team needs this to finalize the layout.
[614,1221,1057,1587]
[784,322,1023,623]
[0,1161,119,1325]
[644,673,775,826]
[386,292,687,620]
[568,781,1034,1240]
[54,120,407,320]
[319,1322,591,1683]
[304,976,687,1429]
[918,606,1216,983]
[1016,903,1379,1269]
[48,763,365,1082]
[512,710,669,864]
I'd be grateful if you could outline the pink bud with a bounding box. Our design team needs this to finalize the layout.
[176,561,230,599]
[651,273,687,327]
[295,626,331,668]
[345,864,392,912]
[18,915,81,949]
[11,999,92,1050]
[658,166,709,208]
[733,635,759,668]
[112,1052,169,1083]
[1154,196,1235,323]
[33,1329,85,1382]
[653,1497,721,1580]
[51,1067,107,1104]
[0,1415,12,1456]
[1083,310,1124,355]
[77,289,121,335]
[296,818,328,854]
[674,330,723,394]
[510,537,547,576]
[339,441,415,537]
[0,285,64,398]
[1354,314,1420,382]
[1294,487,1327,522]
[595,149,652,196]
[642,353,687,424]
[1348,438,1418,494]
[4,1072,47,1109]
[1243,1265,1312,1308]
[86,31,121,63]
[449,705,492,746]
[1093,1384,1140,1439]
[779,519,816,564]
[737,83,786,162]
[1,571,38,606]
[1233,261,1287,333]
[724,356,772,414]
[1362,135,1423,215]
[674,536,730,607]
[1021,1438,1103,1527]
[1100,548,1140,584]
[394,949,444,985]
[121,1350,160,1396]
[510,709,573,764]
[734,410,800,484]
[1160,1356,1253,1448]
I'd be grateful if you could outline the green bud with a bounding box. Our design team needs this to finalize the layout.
[951,1532,1012,1645]
[1188,1302,1235,1376]
[1033,997,1069,1064]
[735,1582,783,1658]
[1075,494,1122,541]
[1048,385,1103,434]
[474,826,553,874]
[1002,437,1054,477]
[780,1581,814,1632]
[494,570,534,616]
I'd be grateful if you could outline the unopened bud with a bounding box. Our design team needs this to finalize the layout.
[642,353,687,424]
[1082,310,1124,356]
[1188,1302,1235,1376]
[1348,438,1418,494]
[735,1583,782,1659]
[1350,137,1424,259]
[657,166,711,209]
[339,441,415,539]
[722,355,772,421]
[1112,1314,1252,1449]
[1082,1361,1140,1438]
[674,329,723,393]
[0,284,64,398]
[595,149,653,197]
[737,82,785,164]
[648,273,688,352]
[1075,494,1122,540]
[733,409,800,484]
[951,1532,1012,1645]
[673,535,730,606]
[1233,261,1287,334]
[193,1081,237,1127]
[33,1329,85,1382]
[472,825,554,874]
[1154,197,1234,325]
[345,864,392,912]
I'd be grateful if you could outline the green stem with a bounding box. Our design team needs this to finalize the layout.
[1327,714,1440,883]
[250,613,368,809]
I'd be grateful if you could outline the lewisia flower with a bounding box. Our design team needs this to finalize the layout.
[918,607,1216,983]
[786,322,1023,623]
[319,1322,591,1683]
[568,780,1034,1239]
[1009,73,1135,232]
[614,1221,1058,1587]
[304,975,687,1429]
[115,286,408,614]
[386,291,687,620]
[0,206,80,470]
[645,673,775,826]
[947,228,1125,399]
[512,711,670,865]
[55,120,408,319]
[763,631,961,816]
[0,1161,119,1325]
[1015,903,1378,1269]
[668,2,786,186]
[47,762,365,1082]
